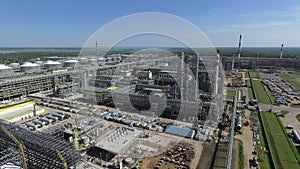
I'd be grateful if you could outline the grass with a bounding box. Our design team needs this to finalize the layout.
[297,114,300,123]
[252,80,273,104]
[289,71,300,78]
[291,104,300,108]
[277,115,300,163]
[197,142,216,169]
[278,73,300,91]
[239,143,244,169]
[280,110,289,116]
[213,144,228,168]
[249,70,260,79]
[226,87,237,99]
[253,113,272,169]
[247,80,254,101]
[261,112,300,169]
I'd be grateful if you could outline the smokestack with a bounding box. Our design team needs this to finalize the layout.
[237,35,242,58]
[96,41,99,56]
[280,43,284,59]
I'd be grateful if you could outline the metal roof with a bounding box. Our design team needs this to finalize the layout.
[165,125,195,138]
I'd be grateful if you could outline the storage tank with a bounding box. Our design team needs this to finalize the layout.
[236,115,242,131]
[124,158,134,165]
[97,57,105,62]
[0,64,13,78]
[20,62,40,73]
[88,58,98,66]
[64,59,78,68]
[44,60,62,70]
[106,57,112,62]
[78,57,88,64]
[9,62,20,68]
[35,61,44,66]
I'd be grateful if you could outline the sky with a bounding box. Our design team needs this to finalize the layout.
[1,0,300,47]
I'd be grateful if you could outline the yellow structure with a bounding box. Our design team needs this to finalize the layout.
[0,100,35,113]
[56,150,68,169]
[52,69,68,73]
[107,86,118,91]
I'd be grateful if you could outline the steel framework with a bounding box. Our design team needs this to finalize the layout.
[0,147,21,167]
[0,120,80,169]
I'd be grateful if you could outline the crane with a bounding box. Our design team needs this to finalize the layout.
[0,126,27,169]
[73,125,79,150]
[56,150,68,169]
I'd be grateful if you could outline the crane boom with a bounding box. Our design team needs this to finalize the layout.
[56,150,68,169]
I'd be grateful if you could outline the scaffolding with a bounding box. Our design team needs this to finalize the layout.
[0,71,81,100]
[0,147,21,168]
[0,119,80,169]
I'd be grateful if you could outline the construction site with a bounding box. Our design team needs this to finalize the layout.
[0,43,225,169]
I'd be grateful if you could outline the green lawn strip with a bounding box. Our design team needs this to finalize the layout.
[278,73,300,91]
[239,143,244,169]
[287,71,300,78]
[263,84,275,104]
[254,113,272,169]
[277,115,300,163]
[247,80,254,101]
[249,71,260,79]
[252,80,272,104]
[261,112,300,169]
[297,114,300,123]
[280,110,289,116]
[226,87,237,99]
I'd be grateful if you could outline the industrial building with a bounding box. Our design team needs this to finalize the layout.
[44,60,62,71]
[0,48,223,169]
[20,62,41,73]
[164,125,195,139]
[0,64,13,78]
[0,119,80,168]
[222,56,300,71]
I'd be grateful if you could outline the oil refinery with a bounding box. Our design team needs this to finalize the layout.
[2,1,300,168]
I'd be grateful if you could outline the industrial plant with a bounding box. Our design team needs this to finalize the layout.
[1,30,300,169]
[0,41,226,169]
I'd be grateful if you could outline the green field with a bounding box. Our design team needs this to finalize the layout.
[226,87,237,99]
[253,113,272,169]
[288,71,300,78]
[239,143,244,169]
[247,80,254,100]
[291,104,300,108]
[280,110,289,116]
[249,71,260,79]
[252,80,274,104]
[297,114,300,123]
[278,73,300,91]
[261,112,300,169]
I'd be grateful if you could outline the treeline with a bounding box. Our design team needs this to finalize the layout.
[1,47,300,64]
[0,51,79,64]
[217,47,300,58]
